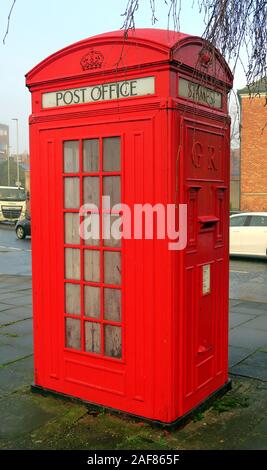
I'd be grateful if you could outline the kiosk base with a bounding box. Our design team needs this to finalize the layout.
[31,379,232,430]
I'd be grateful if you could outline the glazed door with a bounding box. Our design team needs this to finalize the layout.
[34,121,154,417]
[63,135,122,359]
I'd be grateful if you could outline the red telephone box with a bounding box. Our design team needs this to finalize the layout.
[26,29,233,425]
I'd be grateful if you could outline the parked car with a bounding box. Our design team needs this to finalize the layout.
[230,212,267,258]
[15,216,31,239]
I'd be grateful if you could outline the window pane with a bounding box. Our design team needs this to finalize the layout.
[83,214,100,246]
[103,176,120,208]
[64,177,80,209]
[230,215,247,227]
[104,325,122,358]
[85,321,101,354]
[65,318,80,349]
[104,288,121,322]
[64,141,79,173]
[83,139,99,172]
[84,250,100,282]
[65,283,80,315]
[64,213,80,244]
[65,248,80,280]
[104,251,121,285]
[249,216,267,227]
[103,137,120,172]
[83,177,99,206]
[84,285,100,318]
[103,213,121,247]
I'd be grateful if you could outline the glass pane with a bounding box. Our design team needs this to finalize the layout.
[103,176,120,208]
[104,251,121,285]
[104,325,122,358]
[83,139,99,172]
[230,215,247,227]
[64,177,80,209]
[85,321,101,354]
[65,283,80,315]
[103,137,120,172]
[64,213,80,244]
[83,214,100,246]
[64,141,79,173]
[84,285,100,318]
[65,248,80,280]
[104,288,121,322]
[103,213,121,247]
[250,216,267,227]
[65,318,80,349]
[84,250,100,282]
[83,177,99,206]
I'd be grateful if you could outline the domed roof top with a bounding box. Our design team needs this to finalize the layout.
[85,28,188,49]
[26,28,232,87]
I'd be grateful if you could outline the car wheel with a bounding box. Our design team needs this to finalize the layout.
[16,226,26,239]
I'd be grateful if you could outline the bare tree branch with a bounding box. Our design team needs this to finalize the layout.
[121,0,140,35]
[3,0,17,44]
[121,0,267,94]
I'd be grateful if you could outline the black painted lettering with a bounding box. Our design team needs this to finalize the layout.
[63,91,74,105]
[56,92,63,106]
[102,84,109,100]
[194,87,198,100]
[116,83,120,98]
[187,82,192,99]
[109,83,116,99]
[73,90,81,104]
[80,88,86,102]
[130,80,137,96]
[209,92,215,106]
[91,86,102,101]
[120,82,130,97]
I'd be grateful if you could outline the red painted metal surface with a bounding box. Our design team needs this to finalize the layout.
[26,29,233,424]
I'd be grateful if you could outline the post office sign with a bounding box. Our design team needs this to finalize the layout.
[42,76,155,108]
[179,78,222,109]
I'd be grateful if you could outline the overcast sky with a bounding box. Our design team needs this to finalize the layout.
[0,0,246,153]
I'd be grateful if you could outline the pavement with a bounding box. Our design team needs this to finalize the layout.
[0,224,267,449]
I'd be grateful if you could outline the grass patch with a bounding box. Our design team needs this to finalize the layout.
[193,412,204,422]
[116,431,170,450]
[212,394,249,413]
[0,332,19,338]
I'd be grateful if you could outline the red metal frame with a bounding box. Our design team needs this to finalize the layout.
[26,29,233,424]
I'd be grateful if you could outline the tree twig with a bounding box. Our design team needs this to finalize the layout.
[3,0,17,45]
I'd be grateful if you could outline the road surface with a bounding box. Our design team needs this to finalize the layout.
[0,223,267,302]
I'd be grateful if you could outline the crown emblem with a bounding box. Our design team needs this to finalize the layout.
[80,50,104,71]
[199,49,212,68]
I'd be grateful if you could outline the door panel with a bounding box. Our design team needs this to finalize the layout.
[229,215,249,254]
[182,118,229,413]
[230,227,247,253]
[242,216,267,255]
[35,121,154,417]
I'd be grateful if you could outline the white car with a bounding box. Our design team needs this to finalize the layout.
[230,212,267,258]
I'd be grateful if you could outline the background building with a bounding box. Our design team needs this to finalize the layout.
[238,79,267,211]
[0,124,9,161]
[230,147,240,210]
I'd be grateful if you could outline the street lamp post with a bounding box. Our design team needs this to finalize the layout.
[6,144,11,186]
[12,118,19,186]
